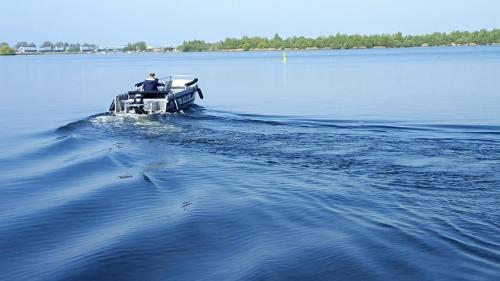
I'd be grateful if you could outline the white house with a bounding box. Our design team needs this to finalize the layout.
[38,46,52,52]
[17,46,37,53]
[53,46,65,52]
[80,46,93,53]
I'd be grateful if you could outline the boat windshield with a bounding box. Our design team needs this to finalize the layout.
[159,75,196,84]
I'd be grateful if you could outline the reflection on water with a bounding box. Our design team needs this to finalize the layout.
[0,48,499,280]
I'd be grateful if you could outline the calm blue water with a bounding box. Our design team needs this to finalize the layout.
[1,47,499,281]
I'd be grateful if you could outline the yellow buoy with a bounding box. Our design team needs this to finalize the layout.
[283,50,287,63]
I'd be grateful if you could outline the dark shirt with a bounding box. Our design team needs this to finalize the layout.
[136,78,165,91]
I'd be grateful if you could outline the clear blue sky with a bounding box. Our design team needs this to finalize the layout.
[3,0,499,46]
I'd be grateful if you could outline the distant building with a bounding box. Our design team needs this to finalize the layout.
[17,46,37,53]
[80,46,93,53]
[38,46,52,52]
[106,46,125,52]
[53,46,65,52]
[52,46,66,53]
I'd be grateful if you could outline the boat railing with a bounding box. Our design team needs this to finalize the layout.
[158,75,196,82]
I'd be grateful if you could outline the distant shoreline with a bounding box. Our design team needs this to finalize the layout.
[177,29,500,52]
[3,28,499,55]
[207,43,499,52]
[3,43,499,56]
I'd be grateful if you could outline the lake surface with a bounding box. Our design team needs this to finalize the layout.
[0,47,499,280]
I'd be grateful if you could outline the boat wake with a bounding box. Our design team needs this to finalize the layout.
[1,108,499,281]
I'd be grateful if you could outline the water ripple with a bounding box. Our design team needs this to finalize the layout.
[1,110,499,281]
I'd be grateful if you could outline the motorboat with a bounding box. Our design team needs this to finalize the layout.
[108,75,203,114]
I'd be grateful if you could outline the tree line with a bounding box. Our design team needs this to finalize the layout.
[1,42,15,55]
[177,29,500,52]
[123,41,147,51]
[3,29,500,55]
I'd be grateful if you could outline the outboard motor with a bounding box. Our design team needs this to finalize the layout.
[131,93,145,114]
[133,93,143,104]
